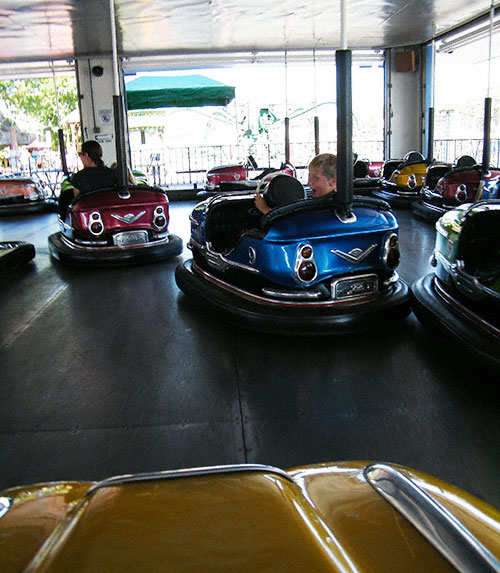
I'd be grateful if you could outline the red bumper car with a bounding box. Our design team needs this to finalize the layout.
[48,184,182,266]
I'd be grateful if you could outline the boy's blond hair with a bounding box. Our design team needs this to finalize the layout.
[309,153,337,179]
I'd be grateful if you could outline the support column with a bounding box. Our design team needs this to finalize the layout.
[384,46,425,159]
[75,57,122,165]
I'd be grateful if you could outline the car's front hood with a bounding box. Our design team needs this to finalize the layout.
[1,462,499,572]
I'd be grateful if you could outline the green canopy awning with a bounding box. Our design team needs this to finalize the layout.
[125,74,235,110]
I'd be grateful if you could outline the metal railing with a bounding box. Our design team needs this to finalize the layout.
[130,138,499,187]
[4,138,497,196]
[433,138,500,166]
[130,140,385,186]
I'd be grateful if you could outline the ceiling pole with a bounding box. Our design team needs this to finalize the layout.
[109,0,128,190]
[51,63,69,176]
[284,50,290,163]
[426,35,435,162]
[313,44,320,155]
[476,2,494,200]
[427,107,434,162]
[336,0,353,210]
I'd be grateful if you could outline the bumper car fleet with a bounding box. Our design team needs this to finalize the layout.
[412,199,500,366]
[49,182,182,266]
[1,460,499,572]
[0,241,36,273]
[351,157,382,195]
[412,155,500,222]
[202,155,296,196]
[0,174,53,215]
[373,151,428,207]
[176,173,410,335]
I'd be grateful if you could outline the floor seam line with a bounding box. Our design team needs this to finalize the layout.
[234,355,248,463]
[1,283,68,349]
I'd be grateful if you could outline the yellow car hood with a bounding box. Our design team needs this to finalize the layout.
[1,461,499,572]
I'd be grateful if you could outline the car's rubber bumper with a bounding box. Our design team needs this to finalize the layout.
[371,186,420,208]
[176,258,411,335]
[411,273,500,366]
[48,232,183,267]
[0,241,36,272]
[411,200,445,223]
[0,200,55,216]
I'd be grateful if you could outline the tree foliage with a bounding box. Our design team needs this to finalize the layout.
[0,76,77,148]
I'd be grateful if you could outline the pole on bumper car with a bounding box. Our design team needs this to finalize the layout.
[426,107,434,162]
[475,3,494,201]
[284,50,291,163]
[109,0,128,193]
[335,0,353,213]
[481,97,492,177]
[58,129,69,177]
[313,44,320,155]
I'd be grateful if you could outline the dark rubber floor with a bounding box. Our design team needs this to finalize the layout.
[1,203,499,509]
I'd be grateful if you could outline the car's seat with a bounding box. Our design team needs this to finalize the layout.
[261,174,306,208]
[455,155,476,168]
[403,151,425,163]
[353,159,369,179]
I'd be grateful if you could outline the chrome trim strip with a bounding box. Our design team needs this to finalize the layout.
[261,286,324,300]
[0,496,12,520]
[86,464,294,496]
[450,261,500,302]
[198,242,260,275]
[193,261,386,307]
[435,250,453,274]
[364,463,500,573]
[434,278,500,337]
[60,233,169,252]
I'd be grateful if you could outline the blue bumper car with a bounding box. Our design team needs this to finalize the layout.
[176,175,410,335]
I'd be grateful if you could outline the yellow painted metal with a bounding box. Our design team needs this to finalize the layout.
[390,162,428,190]
[289,461,500,573]
[0,482,91,572]
[1,462,499,572]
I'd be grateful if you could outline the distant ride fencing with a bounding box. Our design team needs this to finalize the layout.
[6,138,497,196]
[130,140,385,186]
[433,138,500,167]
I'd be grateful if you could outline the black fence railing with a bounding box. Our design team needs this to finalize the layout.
[130,140,385,186]
[3,138,498,195]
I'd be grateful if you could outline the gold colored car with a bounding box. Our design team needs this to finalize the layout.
[1,461,499,572]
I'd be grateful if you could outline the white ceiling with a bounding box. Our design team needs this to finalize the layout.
[0,0,496,73]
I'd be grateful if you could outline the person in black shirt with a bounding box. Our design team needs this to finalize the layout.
[72,140,118,196]
[58,140,118,217]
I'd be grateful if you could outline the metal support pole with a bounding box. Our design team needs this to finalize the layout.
[475,97,492,201]
[58,129,69,176]
[285,117,290,163]
[113,95,128,189]
[314,116,320,155]
[427,107,434,162]
[482,97,492,175]
[336,49,353,209]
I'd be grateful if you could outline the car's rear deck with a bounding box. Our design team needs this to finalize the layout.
[0,203,499,510]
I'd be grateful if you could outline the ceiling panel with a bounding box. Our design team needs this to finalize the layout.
[0,0,495,68]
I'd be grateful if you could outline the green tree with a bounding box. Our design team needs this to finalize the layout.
[0,76,77,148]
